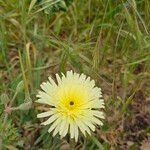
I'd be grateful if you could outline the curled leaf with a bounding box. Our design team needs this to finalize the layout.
[18,102,32,110]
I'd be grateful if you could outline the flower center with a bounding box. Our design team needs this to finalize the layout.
[69,101,74,106]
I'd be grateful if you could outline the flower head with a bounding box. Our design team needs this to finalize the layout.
[37,70,105,142]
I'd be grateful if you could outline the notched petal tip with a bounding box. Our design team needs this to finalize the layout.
[67,70,73,76]
[36,91,41,98]
[35,99,41,103]
[40,81,46,87]
[40,121,46,125]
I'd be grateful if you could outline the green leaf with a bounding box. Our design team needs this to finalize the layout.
[90,136,104,150]
[28,0,37,13]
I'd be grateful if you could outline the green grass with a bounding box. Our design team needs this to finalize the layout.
[0,0,150,149]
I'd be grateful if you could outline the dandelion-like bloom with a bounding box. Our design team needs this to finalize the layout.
[37,71,105,142]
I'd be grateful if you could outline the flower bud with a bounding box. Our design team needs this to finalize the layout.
[0,93,10,105]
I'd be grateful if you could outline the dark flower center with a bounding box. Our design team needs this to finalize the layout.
[69,101,74,105]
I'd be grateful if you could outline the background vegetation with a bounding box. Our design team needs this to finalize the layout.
[0,0,150,149]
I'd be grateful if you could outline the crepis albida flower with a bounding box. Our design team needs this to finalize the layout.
[37,70,105,142]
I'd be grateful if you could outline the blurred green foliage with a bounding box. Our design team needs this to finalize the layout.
[0,118,20,149]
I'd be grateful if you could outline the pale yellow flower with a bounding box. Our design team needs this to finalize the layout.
[37,70,104,142]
